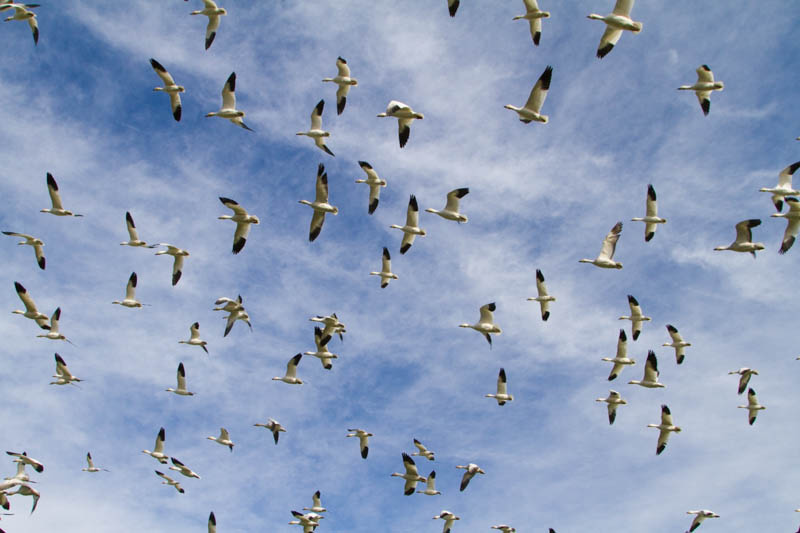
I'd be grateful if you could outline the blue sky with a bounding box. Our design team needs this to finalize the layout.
[1,1,800,531]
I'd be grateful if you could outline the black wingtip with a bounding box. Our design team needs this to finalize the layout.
[38,256,45,270]
[46,172,57,189]
[542,311,550,321]
[487,302,496,312]
[314,99,325,116]
[701,99,710,116]
[645,232,654,242]
[324,363,332,370]
[309,227,321,242]
[533,31,541,46]
[149,58,164,71]
[232,237,246,254]
[225,72,236,92]
[337,96,346,115]
[361,446,368,459]
[205,32,216,50]
[539,65,553,90]
[368,197,379,214]
[448,0,459,16]
[172,270,182,286]
[399,125,410,148]
[608,373,617,381]
[400,243,411,254]
[632,330,640,341]
[596,43,613,59]
[173,105,182,122]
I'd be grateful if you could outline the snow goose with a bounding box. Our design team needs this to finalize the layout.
[36,307,75,345]
[223,306,251,337]
[149,59,184,121]
[296,100,334,156]
[433,510,460,532]
[390,195,427,254]
[527,269,555,321]
[417,470,440,495]
[41,173,83,217]
[760,161,800,212]
[309,313,346,342]
[579,221,623,268]
[663,324,691,364]
[142,427,168,464]
[648,404,680,455]
[628,350,664,388]
[112,272,146,308]
[686,510,719,531]
[391,453,426,495]
[2,232,45,269]
[504,65,552,123]
[11,282,49,329]
[713,219,765,257]
[485,367,513,405]
[512,0,550,46]
[370,247,398,288]
[120,212,157,248]
[738,387,765,425]
[81,452,109,472]
[254,418,285,445]
[355,160,386,214]
[208,511,216,533]
[168,457,200,479]
[1,3,37,45]
[447,0,459,17]
[206,72,253,130]
[455,463,484,491]
[728,367,758,395]
[218,197,259,254]
[596,390,627,425]
[290,511,323,529]
[154,470,184,494]
[630,184,666,241]
[459,302,501,347]
[303,491,327,513]
[412,438,435,461]
[5,484,39,514]
[190,0,226,49]
[154,244,189,286]
[426,188,469,223]
[206,428,234,452]
[322,56,357,115]
[273,353,304,385]
[214,295,242,312]
[5,452,43,474]
[771,196,800,254]
[491,526,517,533]
[346,429,372,459]
[678,65,724,116]
[179,322,208,354]
[587,0,642,59]
[304,327,338,370]
[50,353,81,386]
[619,294,650,340]
[377,101,424,148]
[299,163,338,241]
[166,362,195,396]
[5,460,34,484]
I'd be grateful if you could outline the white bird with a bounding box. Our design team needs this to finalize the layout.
[322,56,357,115]
[309,313,346,342]
[433,510,460,533]
[213,295,242,313]
[377,101,424,148]
[628,350,664,388]
[663,324,691,364]
[491,526,517,533]
[4,459,34,484]
[206,428,234,452]
[595,390,627,425]
[119,212,157,248]
[772,196,800,254]
[112,272,146,308]
[713,219,765,257]
[630,184,666,241]
[417,470,441,495]
[304,327,338,370]
[738,387,765,425]
[50,353,81,386]
[678,65,724,116]
[2,232,45,270]
[346,429,372,459]
[36,308,75,345]
[303,490,327,513]
[729,367,758,395]
[512,0,550,46]
[602,330,634,381]
[5,452,43,473]
[619,294,650,341]
[1,3,38,45]
[455,463,485,491]
[412,438,435,461]
[390,194,427,254]
[154,244,190,286]
[169,457,200,479]
[179,323,208,354]
[223,306,251,337]
[527,269,555,321]
[459,302,502,347]
[761,161,800,212]
[425,188,469,223]
[587,0,642,59]
[166,362,195,396]
[218,197,259,254]
[154,470,184,493]
[11,281,49,329]
[391,453,427,495]
[5,484,39,514]
[485,367,513,405]
[142,427,168,464]
[647,404,681,455]
[686,510,719,531]
[579,221,623,268]
[190,0,226,50]
[149,59,184,121]
[272,353,304,384]
[289,510,323,529]
[254,419,286,445]
[206,72,253,131]
[41,173,83,217]
[81,452,109,472]
[370,247,398,288]
[447,0,459,17]
[504,65,553,123]
[208,511,217,533]
[355,160,387,215]
[296,99,334,157]
[299,163,338,242]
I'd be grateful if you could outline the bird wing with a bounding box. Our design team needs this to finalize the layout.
[696,64,714,83]
[154,428,166,454]
[86,452,94,469]
[381,247,392,273]
[479,302,496,325]
[149,58,176,86]
[368,183,381,214]
[125,212,140,241]
[779,213,800,255]
[233,221,252,253]
[310,99,325,130]
[177,362,187,390]
[172,254,185,285]
[666,324,683,344]
[529,17,542,45]
[695,90,712,115]
[627,295,643,319]
[660,404,674,426]
[309,211,325,242]
[460,470,474,491]
[190,322,201,341]
[738,373,752,395]
[598,222,622,260]
[645,184,658,217]
[643,351,659,382]
[597,26,622,57]
[46,173,64,210]
[169,92,182,121]
[535,269,548,298]
[403,453,419,476]
[208,511,217,533]
[336,84,350,114]
[125,272,137,300]
[496,367,508,395]
[220,428,230,440]
[747,387,759,407]
[524,65,552,113]
[444,187,468,213]
[777,161,800,188]
[398,117,412,148]
[315,166,329,203]
[523,0,540,11]
[205,14,221,50]
[336,56,350,77]
[221,72,236,110]
[612,0,635,16]
[219,196,248,216]
[15,282,38,313]
[734,219,760,244]
[286,354,302,378]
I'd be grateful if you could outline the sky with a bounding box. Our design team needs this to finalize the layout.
[1,1,799,531]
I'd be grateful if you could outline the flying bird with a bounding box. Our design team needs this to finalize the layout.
[713,219,764,257]
[154,244,190,286]
[771,197,800,254]
[512,0,550,46]
[5,452,44,473]
[678,65,724,116]
[179,323,208,354]
[309,313,346,342]
[628,350,664,388]
[346,429,372,459]
[11,281,50,329]
[595,390,627,425]
[433,510,460,533]
[299,164,338,241]
[738,387,765,425]
[377,101,424,148]
[455,463,485,491]
[302,491,327,513]
[759,161,800,212]
[369,247,398,288]
[155,470,184,494]
[412,438,435,461]
[218,197,259,254]
[322,56,358,115]
[41,173,83,217]
[112,272,146,308]
[166,362,195,396]
[296,100,334,156]
[618,294,650,340]
[425,188,469,223]
[459,302,502,347]
[728,367,758,395]
[272,353,304,384]
[355,160,387,214]
[485,367,514,405]
[630,184,666,241]
[81,452,109,473]
[208,511,217,533]
[206,428,234,452]
[36,307,75,345]
[50,353,81,386]
[223,306,251,337]
[417,470,441,495]
[587,0,642,59]
[648,404,681,455]
[504,65,552,123]
[579,221,623,268]
[686,510,720,532]
[169,457,200,479]
[149,59,184,121]
[663,324,691,364]
[527,269,555,321]
[2,232,45,269]
[390,195,426,254]
[254,419,286,445]
[120,212,157,248]
[206,72,253,130]
[1,3,38,45]
[190,0,226,49]
[5,484,39,514]
[142,427,168,464]
[304,327,338,370]
[391,453,426,495]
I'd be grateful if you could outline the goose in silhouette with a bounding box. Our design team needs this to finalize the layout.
[149,59,184,121]
[714,219,764,257]
[729,368,758,395]
[663,324,691,364]
[631,184,666,241]
[154,244,189,286]
[391,453,426,495]
[587,0,642,59]
[459,302,501,347]
[355,160,386,214]
[41,173,83,217]
[648,404,680,455]
[322,57,357,115]
[2,232,45,269]
[206,72,252,130]
[254,419,285,445]
[619,294,650,340]
[299,164,338,241]
[504,65,552,123]
[738,387,765,425]
[296,100,334,156]
[377,101,424,148]
[346,429,372,459]
[628,350,664,388]
[370,247,398,288]
[527,269,555,321]
[485,367,513,405]
[579,221,623,268]
[596,390,627,425]
[759,161,800,212]
[512,0,550,46]
[678,65,724,116]
[190,0,226,50]
[166,362,194,396]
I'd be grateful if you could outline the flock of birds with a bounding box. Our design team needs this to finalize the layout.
[1,0,798,532]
